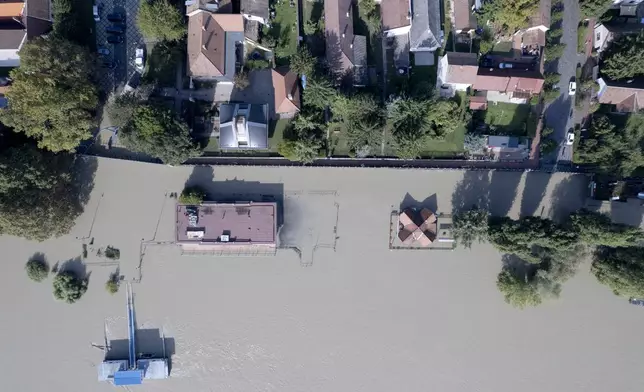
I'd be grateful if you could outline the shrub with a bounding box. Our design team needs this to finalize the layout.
[179,185,206,205]
[105,275,119,294]
[104,246,120,260]
[25,259,49,282]
[234,70,250,89]
[52,271,88,304]
[245,58,271,70]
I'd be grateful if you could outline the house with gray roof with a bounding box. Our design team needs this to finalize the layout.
[240,0,269,25]
[218,103,269,150]
[409,0,443,65]
[324,0,369,86]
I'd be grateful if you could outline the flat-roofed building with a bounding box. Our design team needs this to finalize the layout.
[176,202,277,255]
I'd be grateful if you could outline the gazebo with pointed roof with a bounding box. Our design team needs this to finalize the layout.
[398,208,438,247]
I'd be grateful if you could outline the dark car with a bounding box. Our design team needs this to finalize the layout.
[107,12,125,22]
[105,24,125,34]
[101,61,117,69]
[107,34,123,44]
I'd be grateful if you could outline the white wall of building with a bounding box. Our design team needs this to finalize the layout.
[0,49,20,68]
[384,25,411,37]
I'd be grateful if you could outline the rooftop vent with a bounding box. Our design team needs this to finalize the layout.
[220,234,230,242]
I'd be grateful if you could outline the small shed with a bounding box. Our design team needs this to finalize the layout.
[469,95,488,110]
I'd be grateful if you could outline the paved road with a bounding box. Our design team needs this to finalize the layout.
[543,0,585,164]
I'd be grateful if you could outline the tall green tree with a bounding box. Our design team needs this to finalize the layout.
[580,0,614,19]
[576,114,644,176]
[303,77,338,109]
[602,31,644,80]
[488,216,579,263]
[592,246,644,298]
[0,37,98,152]
[497,267,543,308]
[277,138,322,163]
[137,0,186,41]
[570,210,644,247]
[0,145,94,241]
[120,104,201,165]
[453,207,489,248]
[289,47,316,76]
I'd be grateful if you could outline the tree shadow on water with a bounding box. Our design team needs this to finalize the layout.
[451,170,491,214]
[400,193,438,213]
[520,171,551,217]
[488,171,522,217]
[548,175,588,222]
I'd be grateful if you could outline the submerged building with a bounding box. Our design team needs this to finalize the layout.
[176,201,278,255]
[98,284,169,385]
[389,207,455,250]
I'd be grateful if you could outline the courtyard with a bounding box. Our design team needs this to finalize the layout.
[0,160,642,392]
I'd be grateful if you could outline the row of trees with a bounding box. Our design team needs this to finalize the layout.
[453,207,644,308]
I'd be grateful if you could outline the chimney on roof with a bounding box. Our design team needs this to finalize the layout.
[287,93,293,100]
[350,43,353,48]
[342,33,345,38]
[346,11,350,17]
[202,45,207,50]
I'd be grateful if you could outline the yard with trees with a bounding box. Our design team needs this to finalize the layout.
[478,0,539,33]
[120,104,202,165]
[575,114,644,177]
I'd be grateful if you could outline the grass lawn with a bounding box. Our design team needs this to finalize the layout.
[410,58,437,96]
[204,137,220,153]
[268,119,289,152]
[485,103,532,135]
[419,125,466,157]
[491,41,513,55]
[268,0,298,65]
[302,0,325,57]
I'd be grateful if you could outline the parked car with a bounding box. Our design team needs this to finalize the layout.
[569,81,576,96]
[107,12,125,22]
[93,3,100,21]
[107,34,123,44]
[630,298,644,306]
[499,63,513,69]
[97,47,110,55]
[101,61,117,69]
[135,47,145,72]
[481,57,494,67]
[105,24,125,34]
[566,129,575,146]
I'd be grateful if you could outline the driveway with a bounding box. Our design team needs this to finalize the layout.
[543,0,586,164]
[95,0,144,93]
